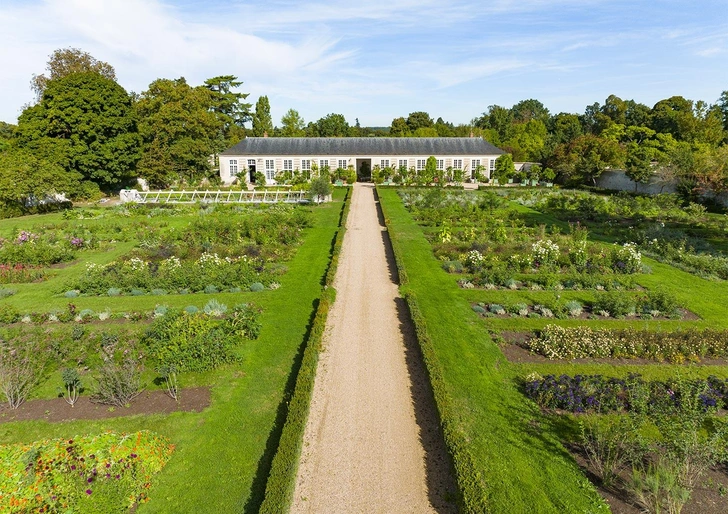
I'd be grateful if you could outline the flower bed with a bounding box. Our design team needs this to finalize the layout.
[0,264,46,284]
[523,372,728,414]
[527,325,728,362]
[0,431,173,512]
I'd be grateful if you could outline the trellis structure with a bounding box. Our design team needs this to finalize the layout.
[120,189,311,204]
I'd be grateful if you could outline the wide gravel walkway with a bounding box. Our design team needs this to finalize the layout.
[291,183,456,513]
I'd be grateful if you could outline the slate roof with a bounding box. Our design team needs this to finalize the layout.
[220,137,504,156]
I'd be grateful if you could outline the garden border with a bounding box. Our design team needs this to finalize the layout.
[258,187,351,513]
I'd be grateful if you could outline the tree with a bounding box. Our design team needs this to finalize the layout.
[309,175,331,203]
[0,122,15,152]
[204,75,251,146]
[280,108,306,137]
[510,99,550,124]
[406,111,433,132]
[434,117,455,137]
[17,71,141,190]
[650,96,697,142]
[251,96,273,137]
[31,48,116,101]
[390,117,411,137]
[718,91,728,133]
[135,77,222,187]
[316,113,349,137]
[412,127,439,137]
[0,148,80,209]
[553,134,625,185]
[493,154,515,183]
[625,143,653,190]
[473,105,513,144]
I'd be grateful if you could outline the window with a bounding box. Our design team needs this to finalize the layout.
[338,159,348,170]
[398,159,408,169]
[301,159,311,171]
[319,159,329,170]
[380,159,390,169]
[283,159,293,171]
[247,159,256,169]
[452,158,463,170]
[416,159,426,171]
[489,159,496,173]
[436,159,445,171]
[265,159,275,180]
[229,159,238,176]
[471,159,481,170]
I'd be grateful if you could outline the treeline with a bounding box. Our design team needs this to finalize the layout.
[1,47,727,208]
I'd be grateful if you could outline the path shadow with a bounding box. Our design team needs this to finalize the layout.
[373,185,459,512]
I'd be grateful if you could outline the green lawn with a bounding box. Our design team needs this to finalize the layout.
[0,192,346,513]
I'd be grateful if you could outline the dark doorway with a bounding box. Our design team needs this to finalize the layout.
[249,164,256,183]
[356,159,372,182]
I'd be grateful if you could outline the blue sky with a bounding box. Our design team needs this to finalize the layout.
[0,0,726,127]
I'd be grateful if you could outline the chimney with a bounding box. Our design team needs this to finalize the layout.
[263,131,268,138]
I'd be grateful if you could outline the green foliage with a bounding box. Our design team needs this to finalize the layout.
[279,108,305,137]
[309,175,332,202]
[0,431,173,512]
[315,113,350,137]
[17,72,141,190]
[30,47,116,100]
[493,154,515,182]
[251,95,273,137]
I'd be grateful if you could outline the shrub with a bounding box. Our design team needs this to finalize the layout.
[64,290,79,298]
[107,287,122,296]
[593,291,635,317]
[564,300,583,317]
[92,357,144,407]
[61,367,81,407]
[184,305,199,314]
[142,311,242,372]
[0,340,46,409]
[204,284,219,294]
[203,299,228,317]
[130,288,145,296]
[472,304,486,315]
[249,282,265,292]
[0,288,16,298]
[488,304,506,315]
[226,304,262,339]
[0,305,20,324]
[154,305,169,318]
[151,288,168,296]
[641,286,680,315]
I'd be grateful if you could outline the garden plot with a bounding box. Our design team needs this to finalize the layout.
[382,186,728,513]
[0,193,346,513]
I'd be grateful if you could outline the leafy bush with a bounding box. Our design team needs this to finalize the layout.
[203,284,219,294]
[92,357,144,407]
[249,282,265,292]
[0,305,20,324]
[0,264,46,284]
[183,305,199,314]
[142,310,248,372]
[0,288,16,298]
[203,299,228,317]
[593,291,636,317]
[564,300,583,317]
[64,290,79,298]
[0,340,45,408]
[641,286,680,314]
[151,288,167,296]
[0,431,173,512]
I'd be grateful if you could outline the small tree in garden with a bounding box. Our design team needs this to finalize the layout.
[542,167,556,183]
[309,175,331,203]
[527,164,542,182]
[253,171,266,186]
[474,164,487,183]
[0,341,45,409]
[157,363,179,402]
[494,154,515,183]
[423,156,437,185]
[61,367,81,407]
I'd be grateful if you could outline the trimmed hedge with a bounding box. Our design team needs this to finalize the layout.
[259,187,351,513]
[380,188,485,512]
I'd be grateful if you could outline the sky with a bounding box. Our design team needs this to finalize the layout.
[0,0,726,127]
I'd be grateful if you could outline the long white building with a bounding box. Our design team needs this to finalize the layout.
[219,137,505,184]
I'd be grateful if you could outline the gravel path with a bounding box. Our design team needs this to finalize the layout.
[291,184,457,513]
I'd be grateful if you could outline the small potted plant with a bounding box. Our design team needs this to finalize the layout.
[542,167,556,187]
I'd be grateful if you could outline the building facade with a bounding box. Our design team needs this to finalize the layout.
[219,137,505,185]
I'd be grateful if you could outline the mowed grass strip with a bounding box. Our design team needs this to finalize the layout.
[0,191,346,513]
[378,187,606,514]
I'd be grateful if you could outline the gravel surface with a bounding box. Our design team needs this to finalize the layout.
[292,184,457,513]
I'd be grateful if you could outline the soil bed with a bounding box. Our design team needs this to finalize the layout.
[0,387,210,424]
[568,445,728,514]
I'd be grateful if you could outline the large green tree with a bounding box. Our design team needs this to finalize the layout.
[389,117,410,137]
[204,75,250,146]
[280,108,306,137]
[31,48,116,101]
[0,148,80,210]
[251,96,273,137]
[406,111,433,132]
[17,71,141,190]
[316,113,349,137]
[135,77,224,187]
[553,134,625,185]
[510,99,550,124]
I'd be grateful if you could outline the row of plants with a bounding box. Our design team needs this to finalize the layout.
[525,325,728,362]
[0,304,260,409]
[462,271,640,291]
[473,287,684,319]
[637,236,728,280]
[0,229,94,266]
[65,254,274,296]
[0,264,47,284]
[525,372,728,513]
[0,431,173,513]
